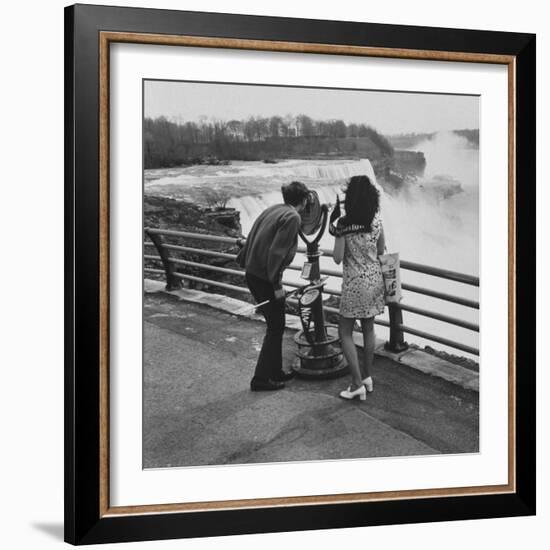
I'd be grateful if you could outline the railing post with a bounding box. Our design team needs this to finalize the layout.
[145,230,182,291]
[385,303,408,353]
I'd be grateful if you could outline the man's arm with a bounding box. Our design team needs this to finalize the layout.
[267,213,300,290]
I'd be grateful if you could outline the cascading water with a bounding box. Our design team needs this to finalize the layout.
[144,132,479,358]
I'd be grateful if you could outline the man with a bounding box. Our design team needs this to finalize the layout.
[237,181,310,391]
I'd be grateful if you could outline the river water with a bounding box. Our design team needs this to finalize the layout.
[145,131,479,359]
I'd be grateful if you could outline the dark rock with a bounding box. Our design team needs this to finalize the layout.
[392,150,426,176]
[144,194,246,294]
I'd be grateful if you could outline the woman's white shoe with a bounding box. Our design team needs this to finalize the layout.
[362,377,374,393]
[339,384,367,401]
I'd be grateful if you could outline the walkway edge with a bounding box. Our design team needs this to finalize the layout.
[144,279,478,392]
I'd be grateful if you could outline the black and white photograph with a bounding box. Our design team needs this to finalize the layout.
[143,80,480,469]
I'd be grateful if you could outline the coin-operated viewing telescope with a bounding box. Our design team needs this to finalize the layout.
[292,190,348,379]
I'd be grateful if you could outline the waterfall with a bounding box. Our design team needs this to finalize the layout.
[231,183,344,235]
[226,158,379,233]
[224,157,479,360]
[217,158,377,183]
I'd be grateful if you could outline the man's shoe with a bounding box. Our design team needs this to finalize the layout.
[272,370,295,382]
[250,379,285,391]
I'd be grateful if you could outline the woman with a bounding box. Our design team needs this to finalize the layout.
[332,175,385,401]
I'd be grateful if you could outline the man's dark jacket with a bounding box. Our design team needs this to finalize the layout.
[237,204,301,290]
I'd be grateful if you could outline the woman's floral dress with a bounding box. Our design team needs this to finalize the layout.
[339,211,385,319]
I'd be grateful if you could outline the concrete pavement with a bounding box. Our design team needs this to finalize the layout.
[143,292,478,469]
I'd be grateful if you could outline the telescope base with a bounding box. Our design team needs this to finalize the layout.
[292,356,348,380]
[292,326,349,379]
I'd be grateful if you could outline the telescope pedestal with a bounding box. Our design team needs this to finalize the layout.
[292,324,348,379]
[292,206,348,380]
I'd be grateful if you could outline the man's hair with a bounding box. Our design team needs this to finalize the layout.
[282,181,309,207]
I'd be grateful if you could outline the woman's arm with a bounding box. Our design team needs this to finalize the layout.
[377,225,386,256]
[333,236,345,265]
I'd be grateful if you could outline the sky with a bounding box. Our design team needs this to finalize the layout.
[144,80,479,136]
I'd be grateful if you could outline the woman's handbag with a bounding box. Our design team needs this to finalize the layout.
[379,252,402,303]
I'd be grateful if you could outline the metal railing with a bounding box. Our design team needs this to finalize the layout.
[144,228,479,356]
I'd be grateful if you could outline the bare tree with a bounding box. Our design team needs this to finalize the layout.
[202,189,231,209]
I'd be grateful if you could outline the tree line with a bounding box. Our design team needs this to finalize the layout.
[144,115,394,169]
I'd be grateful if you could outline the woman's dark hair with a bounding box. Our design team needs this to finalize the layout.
[343,175,380,232]
[282,181,310,207]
